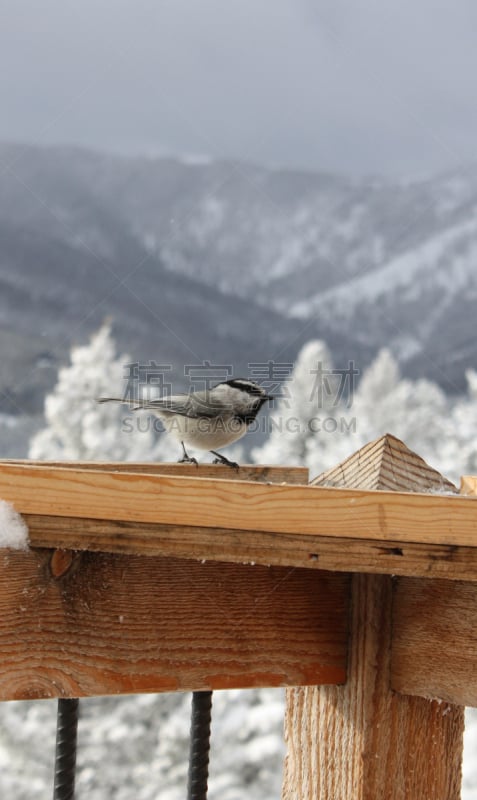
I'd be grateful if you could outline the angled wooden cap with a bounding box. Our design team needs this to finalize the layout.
[311,433,457,494]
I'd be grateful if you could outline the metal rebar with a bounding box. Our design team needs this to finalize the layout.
[53,698,80,800]
[187,690,213,800]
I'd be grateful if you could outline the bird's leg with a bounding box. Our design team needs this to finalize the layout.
[210,450,239,469]
[178,441,198,466]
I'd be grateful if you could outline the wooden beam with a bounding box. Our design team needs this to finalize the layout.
[281,575,465,800]
[0,550,349,701]
[22,515,477,582]
[391,476,477,706]
[1,463,477,546]
[1,460,308,484]
[391,577,477,706]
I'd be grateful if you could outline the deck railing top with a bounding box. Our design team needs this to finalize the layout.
[0,440,476,582]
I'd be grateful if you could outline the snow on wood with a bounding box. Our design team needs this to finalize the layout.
[0,501,29,550]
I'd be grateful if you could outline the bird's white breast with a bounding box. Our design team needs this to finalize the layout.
[155,411,248,450]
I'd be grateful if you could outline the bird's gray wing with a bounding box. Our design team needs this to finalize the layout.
[96,395,192,414]
[98,392,227,418]
[136,392,223,418]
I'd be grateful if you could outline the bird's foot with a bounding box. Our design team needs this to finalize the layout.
[210,451,239,470]
[178,455,199,466]
[179,442,198,466]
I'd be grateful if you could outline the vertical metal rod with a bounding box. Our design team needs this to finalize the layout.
[187,690,213,800]
[53,698,79,800]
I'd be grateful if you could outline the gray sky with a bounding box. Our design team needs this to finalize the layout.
[1,0,476,177]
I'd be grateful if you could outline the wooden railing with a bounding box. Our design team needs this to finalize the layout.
[0,435,476,799]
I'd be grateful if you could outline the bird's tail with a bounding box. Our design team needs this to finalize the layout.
[97,397,152,410]
[97,397,124,404]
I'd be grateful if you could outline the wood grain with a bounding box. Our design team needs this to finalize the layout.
[1,460,308,484]
[22,514,477,582]
[282,440,466,800]
[281,574,465,800]
[460,475,477,496]
[313,433,457,493]
[1,462,477,546]
[0,550,349,701]
[391,577,477,706]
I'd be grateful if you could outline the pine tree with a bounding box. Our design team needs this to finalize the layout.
[352,348,449,463]
[255,344,453,480]
[253,340,341,466]
[438,369,477,480]
[29,322,163,461]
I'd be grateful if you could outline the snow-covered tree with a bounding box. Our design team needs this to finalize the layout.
[256,344,458,481]
[436,368,477,479]
[253,340,340,466]
[254,340,362,474]
[353,348,400,409]
[29,322,165,461]
[351,348,449,464]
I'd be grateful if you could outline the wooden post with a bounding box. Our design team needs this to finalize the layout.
[281,435,466,800]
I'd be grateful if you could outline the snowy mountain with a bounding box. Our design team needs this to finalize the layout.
[1,141,476,423]
[111,158,477,392]
[97,154,477,391]
[0,144,351,416]
[0,211,322,415]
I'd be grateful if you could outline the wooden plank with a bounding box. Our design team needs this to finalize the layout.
[391,577,477,706]
[22,515,477,582]
[0,550,349,701]
[281,574,465,800]
[0,460,308,484]
[460,475,477,495]
[0,463,476,546]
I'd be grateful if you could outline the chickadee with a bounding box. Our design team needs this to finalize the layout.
[98,378,273,467]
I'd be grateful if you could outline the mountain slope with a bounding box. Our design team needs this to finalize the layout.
[0,213,345,416]
[47,144,475,390]
[0,141,476,413]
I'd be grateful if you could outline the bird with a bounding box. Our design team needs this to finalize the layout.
[98,378,273,467]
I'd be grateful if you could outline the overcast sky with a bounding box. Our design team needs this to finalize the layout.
[1,0,476,177]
